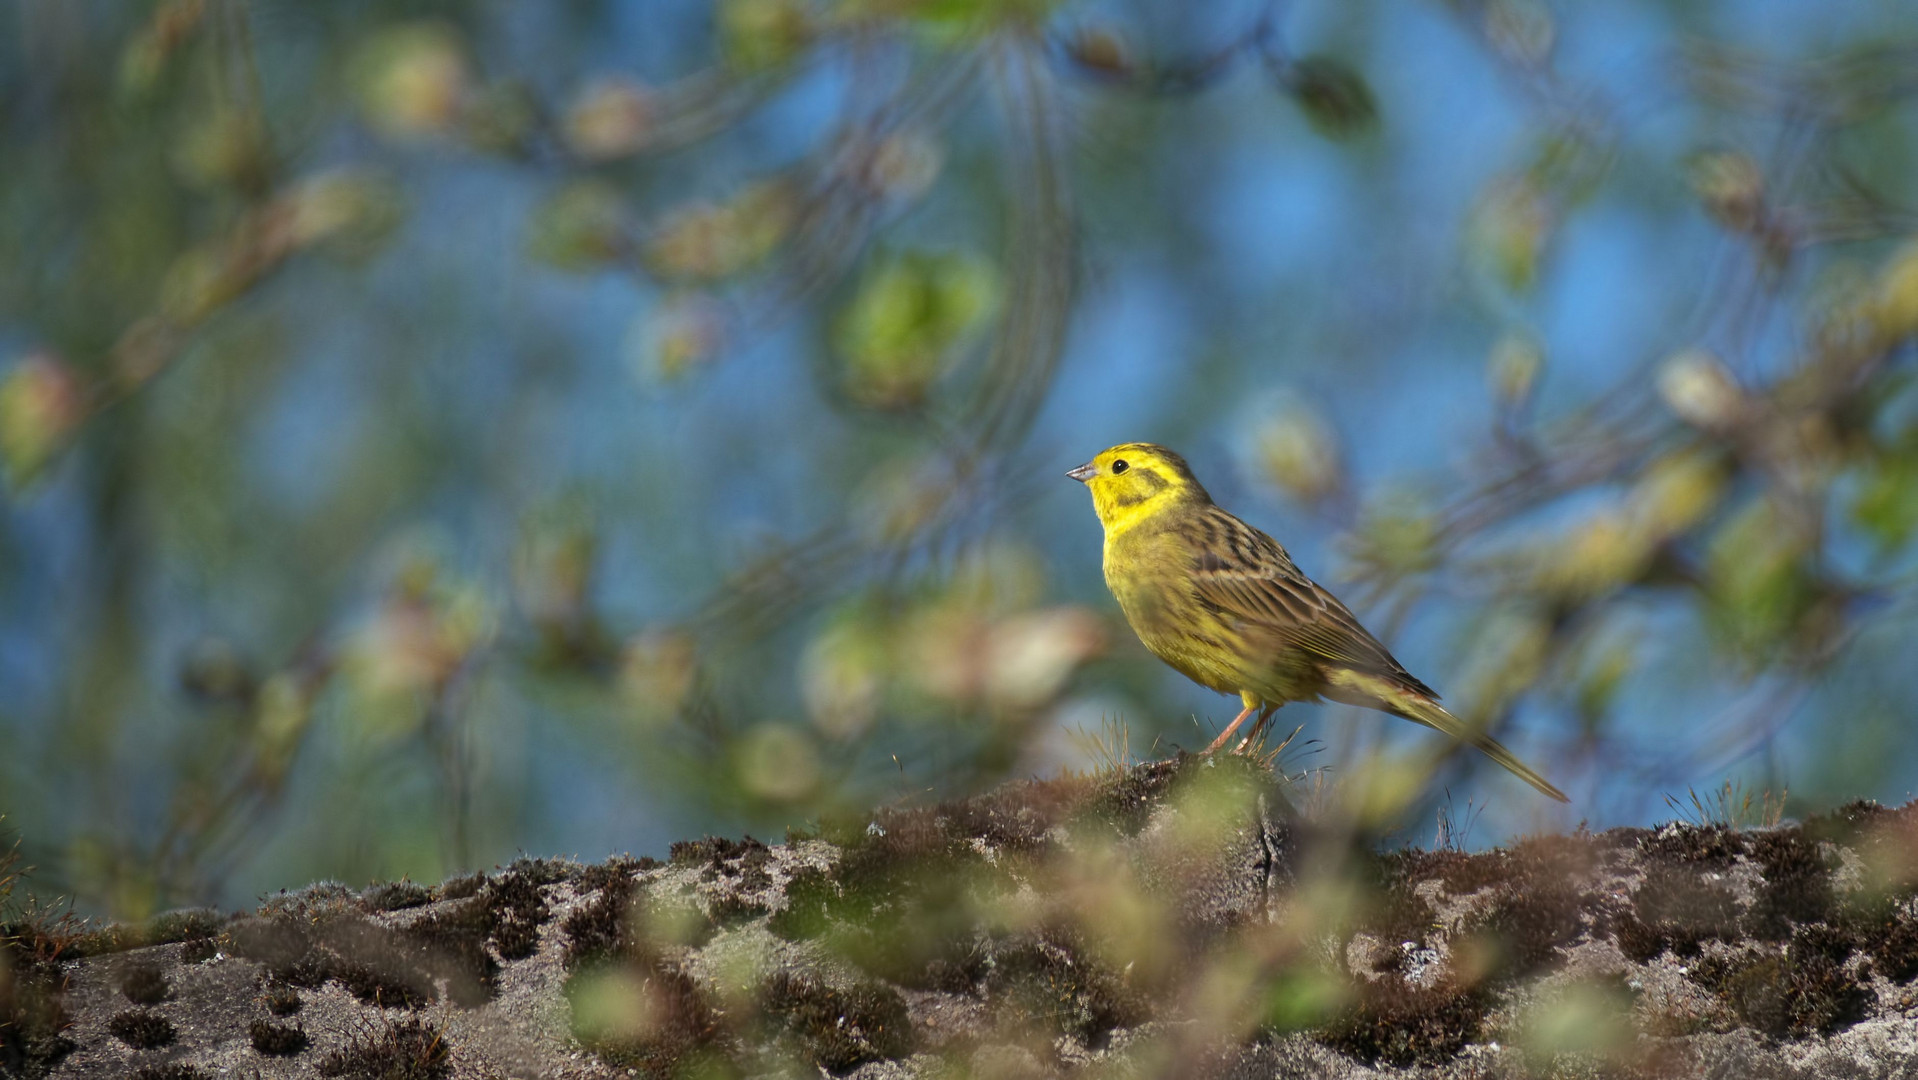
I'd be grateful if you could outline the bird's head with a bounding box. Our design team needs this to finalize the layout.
[1067,443,1212,531]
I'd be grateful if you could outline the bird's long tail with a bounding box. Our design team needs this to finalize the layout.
[1326,670,1570,803]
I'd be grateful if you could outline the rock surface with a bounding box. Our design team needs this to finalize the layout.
[6,756,1918,1079]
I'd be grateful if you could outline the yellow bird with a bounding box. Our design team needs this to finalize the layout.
[1068,442,1568,802]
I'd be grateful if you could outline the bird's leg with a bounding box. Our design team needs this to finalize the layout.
[1203,700,1260,754]
[1232,704,1281,755]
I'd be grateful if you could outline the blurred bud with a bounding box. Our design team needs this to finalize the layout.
[1630,449,1727,538]
[179,637,254,703]
[1657,348,1745,430]
[904,606,990,705]
[1064,24,1133,78]
[838,130,944,204]
[946,541,1048,614]
[1487,332,1543,411]
[985,607,1105,710]
[1689,150,1766,232]
[835,250,998,411]
[736,723,820,802]
[1454,607,1551,717]
[800,616,888,739]
[1280,56,1380,140]
[1705,498,1814,660]
[1251,399,1343,504]
[643,181,795,281]
[120,0,208,92]
[463,80,539,155]
[850,454,953,545]
[1468,175,1553,292]
[564,76,656,161]
[618,627,699,721]
[513,509,597,630]
[1573,630,1634,724]
[159,245,244,325]
[351,23,469,138]
[628,292,726,385]
[254,673,314,784]
[718,0,811,73]
[284,170,403,258]
[1345,495,1438,577]
[1483,0,1555,67]
[1537,509,1649,601]
[172,111,270,191]
[343,569,496,739]
[528,181,632,270]
[0,354,85,490]
[1871,238,1918,340]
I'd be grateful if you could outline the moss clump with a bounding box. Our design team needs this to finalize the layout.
[0,923,77,1076]
[561,872,638,968]
[249,1018,310,1055]
[1746,828,1835,939]
[761,970,913,1073]
[1637,822,1749,868]
[134,1066,211,1080]
[1616,863,1741,962]
[360,880,432,912]
[178,937,216,964]
[1690,925,1869,1038]
[482,867,551,960]
[106,1008,177,1049]
[119,960,170,1005]
[436,872,487,901]
[1318,976,1489,1067]
[985,929,1146,1048]
[565,955,724,1076]
[576,855,650,895]
[317,1018,449,1080]
[263,982,303,1016]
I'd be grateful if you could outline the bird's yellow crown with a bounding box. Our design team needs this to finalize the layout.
[1067,443,1212,536]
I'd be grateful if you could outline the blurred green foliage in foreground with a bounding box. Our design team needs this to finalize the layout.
[2,0,1918,919]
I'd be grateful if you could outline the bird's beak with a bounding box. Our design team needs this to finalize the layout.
[1066,462,1097,483]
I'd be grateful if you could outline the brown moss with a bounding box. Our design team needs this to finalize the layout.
[565,955,724,1077]
[761,970,913,1073]
[106,1008,177,1049]
[263,982,303,1016]
[1689,927,1869,1038]
[1318,976,1489,1067]
[1746,828,1835,940]
[134,1066,211,1080]
[360,880,432,912]
[249,1018,309,1056]
[1616,863,1741,962]
[317,1017,449,1080]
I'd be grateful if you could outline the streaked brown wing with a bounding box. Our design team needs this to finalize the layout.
[1186,509,1436,697]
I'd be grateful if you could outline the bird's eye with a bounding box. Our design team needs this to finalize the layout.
[1111,460,1129,474]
